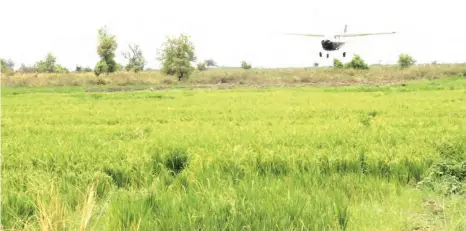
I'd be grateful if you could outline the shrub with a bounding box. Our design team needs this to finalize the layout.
[345,55,369,70]
[197,62,207,71]
[333,58,344,68]
[398,53,415,68]
[241,61,251,70]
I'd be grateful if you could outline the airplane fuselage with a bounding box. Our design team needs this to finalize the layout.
[321,39,345,51]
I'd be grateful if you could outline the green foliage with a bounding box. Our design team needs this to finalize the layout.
[398,53,416,68]
[2,80,466,230]
[1,58,14,69]
[333,58,344,68]
[197,61,207,71]
[75,65,93,73]
[35,52,57,73]
[122,44,146,72]
[164,147,190,175]
[17,64,35,73]
[313,62,319,67]
[54,64,69,73]
[344,55,369,70]
[95,26,118,76]
[417,139,466,196]
[94,60,108,76]
[29,53,69,73]
[1,58,15,76]
[241,60,251,70]
[156,34,197,81]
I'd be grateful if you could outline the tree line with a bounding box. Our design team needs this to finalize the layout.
[1,26,255,81]
[1,26,418,81]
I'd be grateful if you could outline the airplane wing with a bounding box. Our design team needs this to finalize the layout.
[284,33,325,37]
[335,32,396,37]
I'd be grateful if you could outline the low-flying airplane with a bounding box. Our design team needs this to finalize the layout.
[285,25,396,58]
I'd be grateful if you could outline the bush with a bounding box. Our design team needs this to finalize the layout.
[333,59,344,68]
[398,53,415,68]
[345,55,369,70]
[94,60,109,76]
[241,61,251,70]
[197,62,207,71]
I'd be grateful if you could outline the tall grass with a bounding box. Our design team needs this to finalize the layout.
[2,63,465,88]
[1,77,466,230]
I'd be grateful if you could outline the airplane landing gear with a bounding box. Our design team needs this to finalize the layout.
[343,52,346,58]
[319,51,330,59]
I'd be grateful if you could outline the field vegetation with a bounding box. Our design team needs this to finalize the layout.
[2,26,466,230]
[2,63,466,88]
[2,75,466,230]
[2,26,465,90]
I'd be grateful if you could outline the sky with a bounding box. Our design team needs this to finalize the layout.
[1,0,465,70]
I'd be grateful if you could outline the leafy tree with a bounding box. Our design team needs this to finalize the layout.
[241,61,251,70]
[94,60,108,76]
[333,58,344,68]
[55,64,69,73]
[35,52,57,73]
[156,34,197,81]
[205,59,217,67]
[122,44,146,72]
[17,64,36,73]
[344,55,369,70]
[95,26,118,76]
[398,53,415,68]
[1,58,15,76]
[313,62,319,67]
[1,58,14,70]
[76,65,93,73]
[197,61,207,71]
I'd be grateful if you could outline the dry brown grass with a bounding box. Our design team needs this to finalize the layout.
[1,63,465,88]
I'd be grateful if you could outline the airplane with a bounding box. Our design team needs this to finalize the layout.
[285,25,396,58]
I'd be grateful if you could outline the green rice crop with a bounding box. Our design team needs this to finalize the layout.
[2,76,466,230]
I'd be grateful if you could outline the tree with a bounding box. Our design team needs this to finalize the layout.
[333,58,344,68]
[397,53,415,68]
[55,64,69,73]
[156,34,197,81]
[344,55,369,70]
[95,26,118,76]
[241,61,251,70]
[122,44,146,72]
[18,64,36,73]
[1,58,15,76]
[205,59,217,67]
[35,52,57,73]
[1,58,14,69]
[197,61,207,71]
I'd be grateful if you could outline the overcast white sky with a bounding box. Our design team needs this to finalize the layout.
[1,0,465,69]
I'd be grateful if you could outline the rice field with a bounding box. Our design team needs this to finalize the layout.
[1,76,466,230]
